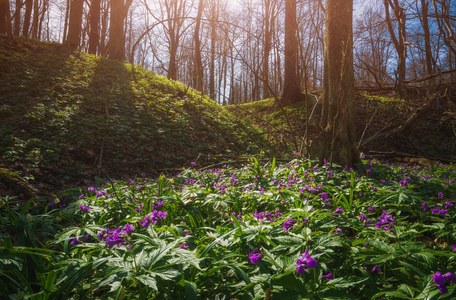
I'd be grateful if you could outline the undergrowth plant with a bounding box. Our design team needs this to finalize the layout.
[1,156,455,299]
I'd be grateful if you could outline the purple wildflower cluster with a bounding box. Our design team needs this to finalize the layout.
[283,218,294,231]
[98,224,135,249]
[332,207,345,216]
[320,192,331,206]
[249,248,264,265]
[359,214,371,227]
[296,249,318,275]
[431,208,449,217]
[79,205,91,212]
[139,200,167,228]
[375,210,395,232]
[230,212,242,223]
[433,271,456,294]
[252,209,283,224]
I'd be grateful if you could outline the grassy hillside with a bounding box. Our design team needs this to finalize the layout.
[228,92,456,163]
[0,37,272,186]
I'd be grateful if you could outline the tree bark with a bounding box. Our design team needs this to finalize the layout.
[88,0,101,55]
[23,0,32,37]
[14,0,21,36]
[0,0,13,37]
[108,0,126,61]
[282,0,301,104]
[66,0,84,50]
[193,0,204,92]
[420,0,434,76]
[310,0,360,167]
[383,0,406,96]
[31,0,39,38]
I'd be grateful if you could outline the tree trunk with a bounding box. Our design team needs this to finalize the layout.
[193,0,204,92]
[310,0,360,167]
[23,0,32,37]
[108,0,126,61]
[88,0,101,55]
[420,0,434,75]
[282,0,301,104]
[38,0,49,39]
[383,0,406,96]
[31,0,39,39]
[262,0,272,99]
[66,0,84,50]
[209,0,218,99]
[0,0,13,37]
[14,0,21,36]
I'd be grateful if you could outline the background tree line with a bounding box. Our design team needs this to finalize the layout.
[1,0,455,104]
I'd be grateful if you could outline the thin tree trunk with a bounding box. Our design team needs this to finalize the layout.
[23,0,32,37]
[88,0,101,55]
[420,0,434,75]
[282,0,301,103]
[31,0,39,38]
[14,0,21,36]
[193,0,204,92]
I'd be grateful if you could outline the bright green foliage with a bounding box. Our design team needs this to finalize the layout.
[0,38,271,179]
[1,157,455,299]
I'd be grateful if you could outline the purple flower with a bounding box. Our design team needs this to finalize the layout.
[121,224,135,236]
[322,273,333,280]
[433,271,456,294]
[432,209,449,217]
[249,248,264,265]
[368,206,375,214]
[283,218,294,231]
[79,205,91,212]
[140,210,167,228]
[302,217,310,226]
[333,207,345,216]
[70,237,81,245]
[422,203,429,211]
[296,248,318,275]
[445,201,454,209]
[371,265,381,274]
[184,230,192,236]
[78,194,85,200]
[375,210,395,232]
[452,245,456,252]
[106,230,125,249]
[180,243,189,249]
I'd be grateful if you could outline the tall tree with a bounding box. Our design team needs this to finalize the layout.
[419,0,434,75]
[383,0,407,95]
[282,0,301,103]
[31,0,39,38]
[0,0,13,37]
[14,0,21,36]
[262,0,277,99]
[209,0,219,99]
[311,0,360,166]
[88,0,101,54]
[23,0,32,37]
[108,0,133,61]
[193,0,204,92]
[66,0,84,49]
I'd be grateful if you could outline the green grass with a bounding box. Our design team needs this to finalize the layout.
[0,37,272,181]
